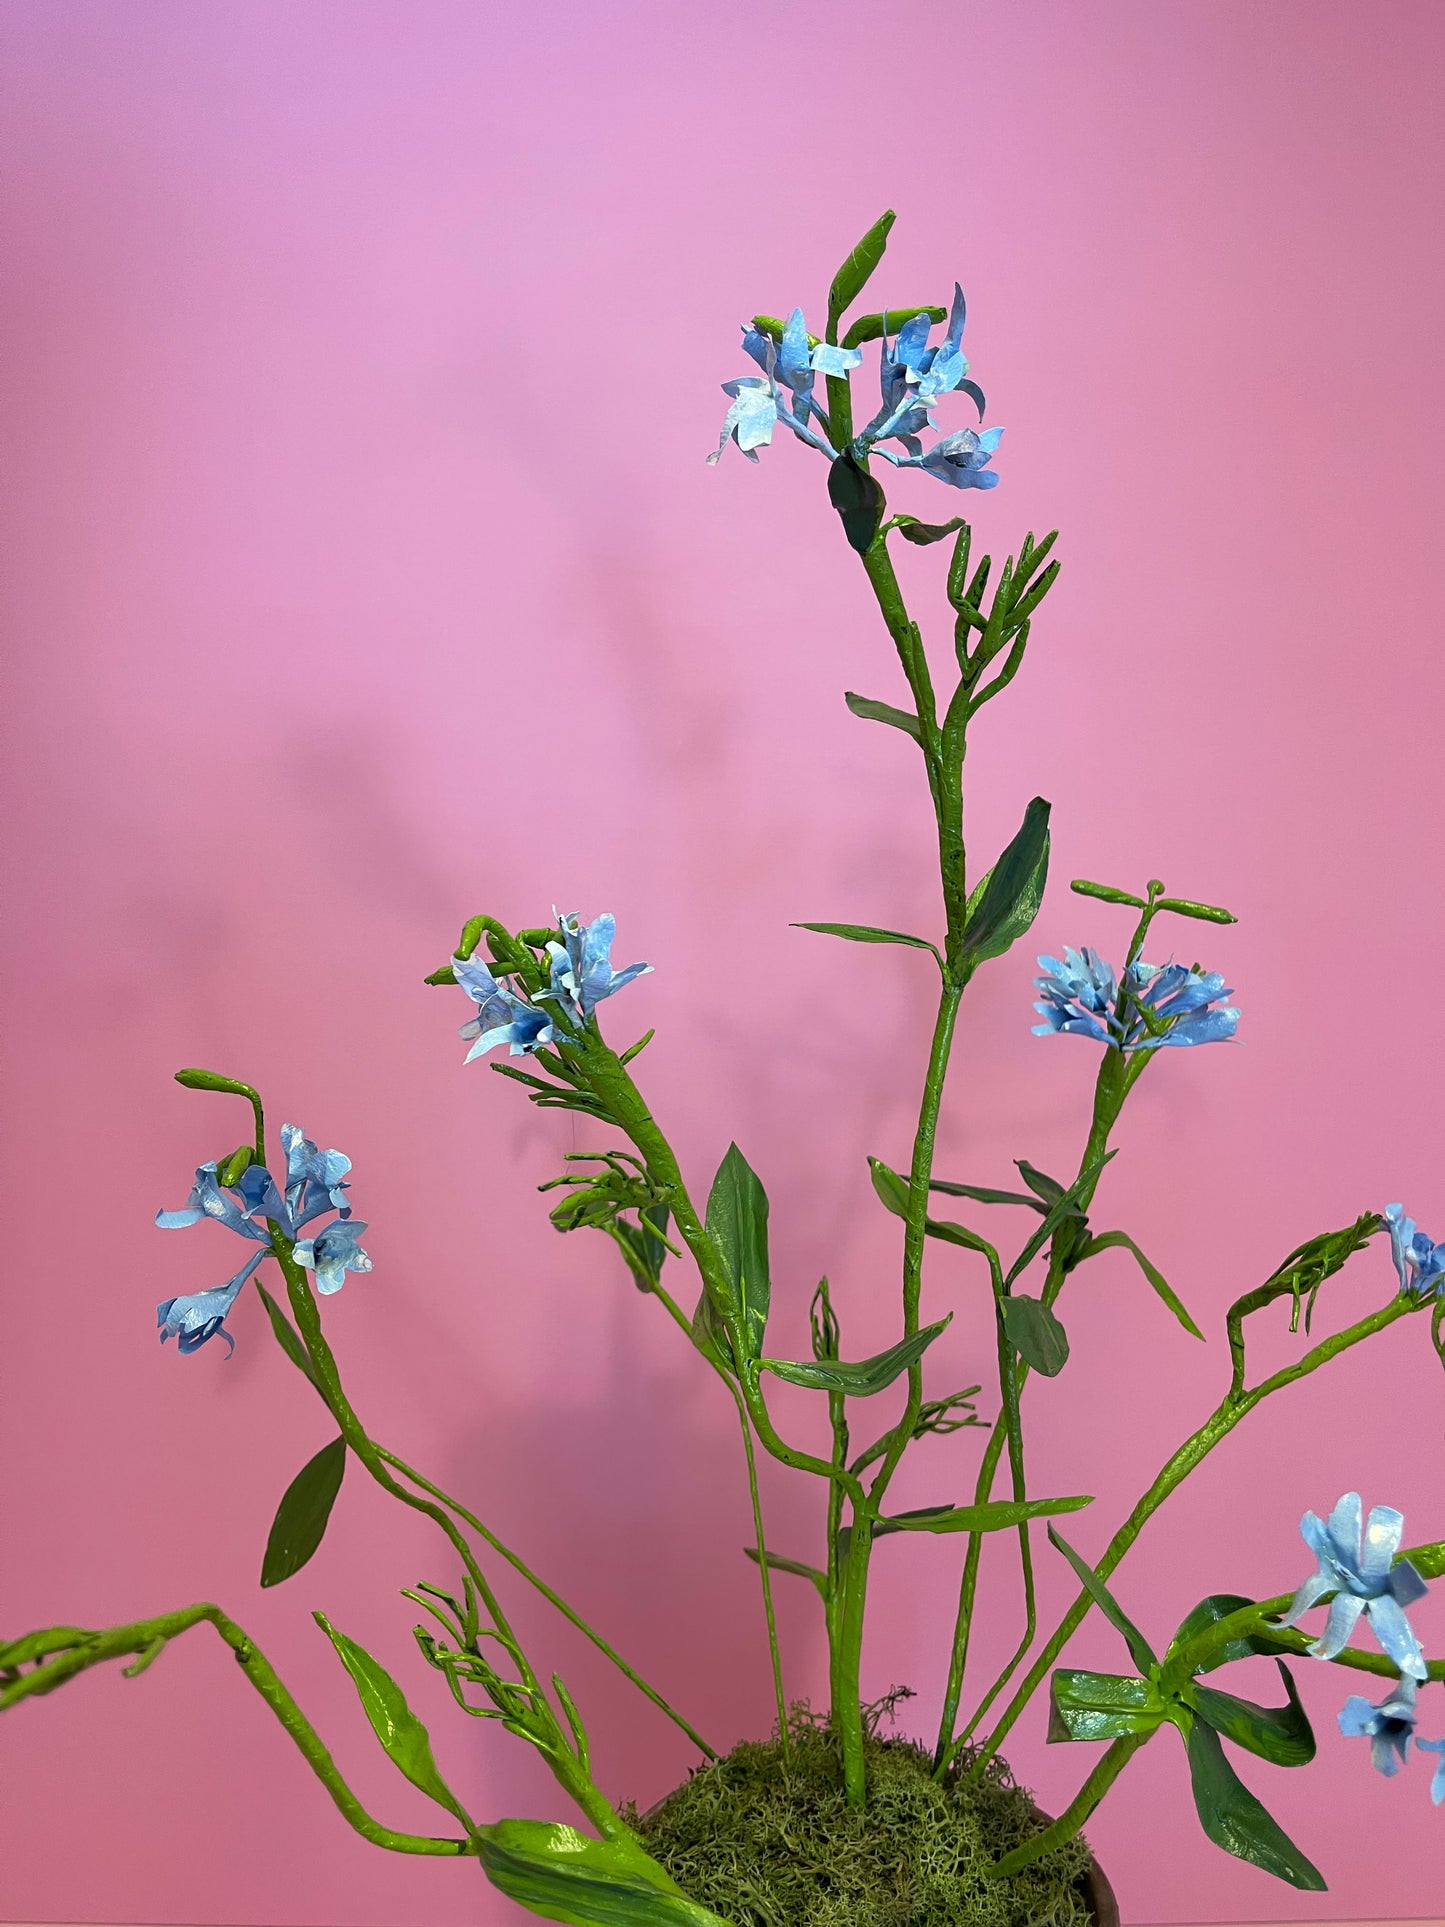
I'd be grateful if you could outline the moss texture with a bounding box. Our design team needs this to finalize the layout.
[629,1709,1096,1927]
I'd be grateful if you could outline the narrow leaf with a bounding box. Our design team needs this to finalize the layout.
[871,1158,996,1258]
[930,1177,1047,1213]
[690,1287,734,1374]
[961,798,1052,966]
[315,1614,470,1824]
[895,516,968,547]
[793,921,939,962]
[1002,1294,1070,1377]
[705,1145,771,1361]
[1015,1160,1068,1205]
[827,209,896,328]
[876,1493,1093,1536]
[261,1436,346,1587]
[1169,1593,1291,1675]
[1076,1230,1205,1341]
[1071,878,1146,908]
[255,1280,319,1383]
[1191,1664,1315,1767]
[1185,1719,1326,1889]
[1155,895,1238,925]
[844,690,921,740]
[475,1818,731,1927]
[1049,1669,1162,1743]
[743,1547,828,1597]
[1048,1528,1158,1673]
[762,1314,950,1397]
[828,453,887,555]
[840,304,945,350]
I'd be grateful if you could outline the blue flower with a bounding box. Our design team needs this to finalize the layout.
[876,425,1004,491]
[708,321,844,468]
[1339,1675,1419,1776]
[545,911,651,1024]
[293,1219,373,1296]
[157,1250,266,1358]
[454,954,558,1060]
[864,286,986,451]
[1032,949,1239,1052]
[1417,1731,1445,1806]
[1284,1493,1430,1681]
[156,1162,277,1243]
[281,1123,352,1227]
[1384,1204,1445,1300]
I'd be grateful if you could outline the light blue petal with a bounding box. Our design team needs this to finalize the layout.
[1365,1595,1428,1680]
[1283,1568,1336,1625]
[1388,1557,1430,1608]
[1361,1504,1406,1580]
[1416,1735,1445,1804]
[1338,1694,1379,1738]
[1327,1492,1364,1569]
[811,342,863,377]
[1311,1589,1364,1659]
[156,1206,206,1229]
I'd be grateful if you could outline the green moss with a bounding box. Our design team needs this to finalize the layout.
[628,1709,1095,1927]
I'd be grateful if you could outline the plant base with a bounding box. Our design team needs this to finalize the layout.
[631,1714,1108,1927]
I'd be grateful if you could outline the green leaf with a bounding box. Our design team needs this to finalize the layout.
[475,1818,731,1927]
[1155,895,1238,925]
[315,1614,470,1824]
[876,1493,1093,1536]
[261,1436,346,1588]
[1191,1664,1315,1767]
[705,1144,771,1362]
[871,1158,997,1258]
[827,209,896,330]
[1048,1668,1162,1743]
[1002,1294,1070,1377]
[743,1547,828,1597]
[793,921,939,962]
[217,1144,256,1187]
[762,1314,951,1396]
[689,1287,734,1374]
[1047,1528,1158,1673]
[960,797,1051,966]
[1074,1229,1205,1340]
[828,453,887,554]
[255,1280,318,1383]
[1185,1719,1326,1889]
[894,515,968,547]
[1014,1160,1068,1205]
[843,690,922,740]
[1004,1149,1116,1290]
[930,1178,1047,1213]
[840,305,945,350]
[1169,1594,1290,1675]
[1070,878,1147,909]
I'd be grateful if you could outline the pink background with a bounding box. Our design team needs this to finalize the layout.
[3,3,1444,1922]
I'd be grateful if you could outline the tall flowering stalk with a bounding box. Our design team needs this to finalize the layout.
[4,213,1445,1927]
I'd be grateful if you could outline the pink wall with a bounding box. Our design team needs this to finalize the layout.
[3,3,1444,1922]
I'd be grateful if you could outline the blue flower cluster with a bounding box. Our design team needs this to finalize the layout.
[154,1123,369,1356]
[1285,1494,1443,1806]
[708,291,1003,493]
[455,911,649,1062]
[1385,1203,1445,1300]
[1031,946,1239,1052]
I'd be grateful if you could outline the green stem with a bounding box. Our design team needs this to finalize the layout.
[969,1290,1420,1778]
[376,1449,718,1762]
[735,1393,791,1763]
[987,1735,1148,1880]
[0,1604,472,1855]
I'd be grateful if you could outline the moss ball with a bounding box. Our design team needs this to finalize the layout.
[629,1716,1096,1927]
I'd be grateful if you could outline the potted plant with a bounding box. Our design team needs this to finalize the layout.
[5,212,1443,1927]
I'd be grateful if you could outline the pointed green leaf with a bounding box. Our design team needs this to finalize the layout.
[1015,1160,1068,1205]
[743,1547,828,1597]
[924,1216,998,1256]
[315,1613,469,1824]
[961,798,1051,966]
[1185,1719,1326,1889]
[1004,1148,1116,1290]
[1048,1668,1162,1743]
[475,1818,731,1927]
[930,1177,1047,1213]
[1192,1664,1315,1767]
[705,1144,771,1362]
[895,515,968,547]
[828,453,887,554]
[840,304,945,350]
[827,210,896,330]
[689,1287,734,1374]
[762,1314,950,1396]
[1169,1593,1290,1675]
[1048,1528,1158,1673]
[793,920,939,962]
[844,690,921,740]
[255,1280,318,1384]
[876,1493,1093,1536]
[261,1436,346,1587]
[1075,1230,1205,1340]
[1002,1294,1070,1377]
[871,1158,997,1258]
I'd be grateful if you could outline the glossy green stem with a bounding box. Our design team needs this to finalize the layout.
[987,1735,1148,1881]
[0,1603,472,1855]
[970,1290,1420,1778]
[736,1393,792,1763]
